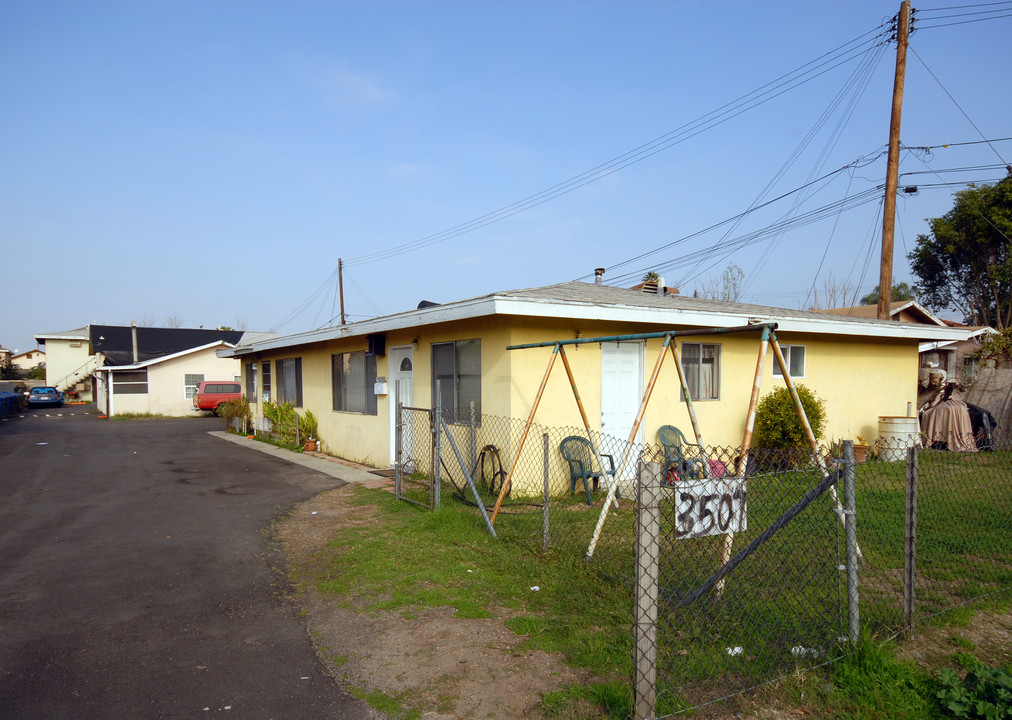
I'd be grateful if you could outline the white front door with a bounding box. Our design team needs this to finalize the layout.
[601,341,644,480]
[389,346,414,467]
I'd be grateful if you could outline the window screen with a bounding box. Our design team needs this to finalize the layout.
[332,351,377,415]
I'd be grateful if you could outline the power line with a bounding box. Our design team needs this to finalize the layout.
[909,45,1010,166]
[340,21,891,269]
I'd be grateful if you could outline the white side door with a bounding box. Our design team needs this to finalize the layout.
[388,346,414,468]
[601,341,644,480]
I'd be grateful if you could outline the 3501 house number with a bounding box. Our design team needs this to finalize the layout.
[673,478,748,539]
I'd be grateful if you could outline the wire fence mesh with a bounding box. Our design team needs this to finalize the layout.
[394,407,1012,716]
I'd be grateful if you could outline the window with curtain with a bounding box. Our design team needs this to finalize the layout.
[276,357,302,406]
[681,343,720,400]
[772,345,806,378]
[244,363,257,401]
[332,351,377,414]
[261,361,271,402]
[431,339,481,422]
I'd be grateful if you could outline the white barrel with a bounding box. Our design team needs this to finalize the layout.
[878,416,919,462]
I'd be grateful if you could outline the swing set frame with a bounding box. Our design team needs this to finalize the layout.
[488,321,847,564]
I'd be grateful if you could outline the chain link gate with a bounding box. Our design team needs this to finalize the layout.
[634,446,860,717]
[395,404,436,509]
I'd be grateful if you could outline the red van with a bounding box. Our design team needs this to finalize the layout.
[192,381,242,413]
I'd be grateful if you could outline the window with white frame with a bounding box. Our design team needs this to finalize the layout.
[184,373,204,399]
[681,343,720,400]
[772,345,806,378]
[332,351,377,414]
[432,339,481,421]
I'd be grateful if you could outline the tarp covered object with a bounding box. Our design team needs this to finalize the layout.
[921,400,977,452]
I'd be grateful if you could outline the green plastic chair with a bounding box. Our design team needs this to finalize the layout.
[559,436,618,506]
[657,425,705,481]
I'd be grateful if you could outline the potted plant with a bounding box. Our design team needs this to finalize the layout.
[853,435,868,463]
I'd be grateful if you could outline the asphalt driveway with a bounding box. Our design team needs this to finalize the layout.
[0,408,375,719]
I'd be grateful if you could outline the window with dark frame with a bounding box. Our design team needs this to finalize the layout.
[113,370,149,395]
[244,362,257,401]
[680,342,720,401]
[332,351,377,415]
[772,345,806,378]
[276,357,303,407]
[431,339,481,422]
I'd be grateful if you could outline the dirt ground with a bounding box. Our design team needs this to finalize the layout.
[274,485,596,720]
[275,484,1012,720]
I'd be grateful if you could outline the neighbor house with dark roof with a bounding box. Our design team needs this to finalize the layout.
[35,324,265,413]
[221,280,968,478]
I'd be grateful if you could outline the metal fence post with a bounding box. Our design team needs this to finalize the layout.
[904,445,918,637]
[295,412,300,447]
[543,433,550,552]
[634,460,661,720]
[433,390,442,510]
[843,440,860,645]
[470,401,477,474]
[394,383,402,501]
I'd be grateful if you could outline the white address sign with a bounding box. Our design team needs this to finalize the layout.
[673,476,748,539]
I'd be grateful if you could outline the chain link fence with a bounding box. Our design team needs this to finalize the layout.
[394,407,1012,717]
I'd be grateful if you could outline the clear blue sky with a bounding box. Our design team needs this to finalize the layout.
[3,1,1010,354]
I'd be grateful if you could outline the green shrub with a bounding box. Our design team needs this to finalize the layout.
[262,400,317,445]
[753,384,827,452]
[936,663,1012,719]
[217,395,252,432]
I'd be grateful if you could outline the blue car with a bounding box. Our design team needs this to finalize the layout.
[27,386,63,408]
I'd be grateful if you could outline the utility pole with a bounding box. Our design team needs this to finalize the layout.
[878,0,911,320]
[338,258,346,325]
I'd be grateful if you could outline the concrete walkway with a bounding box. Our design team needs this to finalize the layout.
[209,431,395,491]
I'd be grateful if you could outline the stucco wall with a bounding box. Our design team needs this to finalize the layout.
[243,318,919,470]
[44,338,93,393]
[145,350,240,416]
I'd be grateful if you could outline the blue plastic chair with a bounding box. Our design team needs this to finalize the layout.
[657,425,705,481]
[559,436,618,505]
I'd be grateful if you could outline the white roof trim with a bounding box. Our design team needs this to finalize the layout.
[223,285,969,358]
[96,341,236,371]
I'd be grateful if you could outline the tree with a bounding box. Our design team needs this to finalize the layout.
[697,262,745,302]
[164,312,184,328]
[908,173,1012,329]
[642,271,660,283]
[807,273,861,310]
[0,356,21,380]
[859,280,916,306]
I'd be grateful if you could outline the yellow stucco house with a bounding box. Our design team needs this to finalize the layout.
[223,281,968,471]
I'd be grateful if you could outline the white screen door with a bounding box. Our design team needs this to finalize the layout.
[601,341,644,480]
[388,346,414,468]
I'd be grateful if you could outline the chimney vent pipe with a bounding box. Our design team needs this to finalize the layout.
[594,267,605,285]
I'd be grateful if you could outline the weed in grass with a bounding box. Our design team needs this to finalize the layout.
[949,635,977,651]
[936,662,1012,719]
[348,684,420,720]
[952,652,980,671]
[830,634,936,719]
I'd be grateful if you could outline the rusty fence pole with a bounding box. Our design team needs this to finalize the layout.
[904,445,918,637]
[634,460,661,720]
